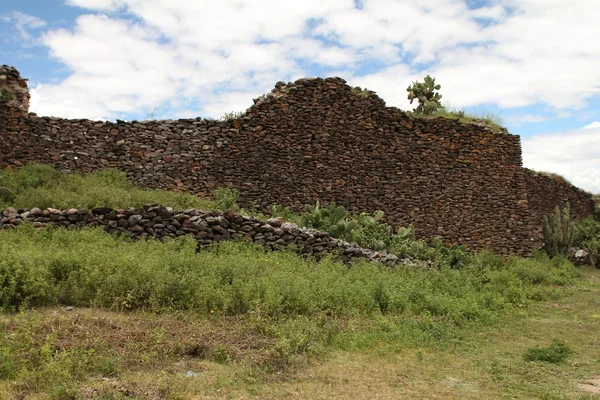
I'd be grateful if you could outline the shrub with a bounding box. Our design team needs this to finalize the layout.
[0,186,15,203]
[0,164,59,195]
[0,225,578,322]
[524,341,573,363]
[269,204,303,225]
[574,217,600,267]
[211,186,240,211]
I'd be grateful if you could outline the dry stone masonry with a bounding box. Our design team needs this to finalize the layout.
[0,66,30,114]
[0,66,595,255]
[0,205,404,266]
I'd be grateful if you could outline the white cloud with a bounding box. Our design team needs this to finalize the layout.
[64,0,125,11]
[23,0,600,120]
[2,11,46,44]
[522,126,600,194]
[583,121,600,129]
[505,114,550,127]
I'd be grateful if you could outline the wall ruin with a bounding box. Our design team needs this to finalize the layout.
[0,65,595,255]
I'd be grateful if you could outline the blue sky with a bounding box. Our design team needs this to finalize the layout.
[1,0,599,193]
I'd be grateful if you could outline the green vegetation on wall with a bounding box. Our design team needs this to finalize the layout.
[406,75,443,115]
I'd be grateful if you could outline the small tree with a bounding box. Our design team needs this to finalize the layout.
[407,75,443,115]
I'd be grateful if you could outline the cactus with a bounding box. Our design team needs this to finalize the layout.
[406,75,443,115]
[433,239,469,268]
[301,201,348,232]
[542,203,574,258]
[329,219,358,239]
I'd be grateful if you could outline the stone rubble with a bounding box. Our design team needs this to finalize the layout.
[0,205,421,267]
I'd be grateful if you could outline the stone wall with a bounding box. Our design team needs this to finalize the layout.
[0,206,403,266]
[0,65,30,114]
[525,170,596,244]
[0,67,595,255]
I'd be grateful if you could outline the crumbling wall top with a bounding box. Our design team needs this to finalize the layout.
[0,65,30,113]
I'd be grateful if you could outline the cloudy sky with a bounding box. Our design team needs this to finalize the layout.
[1,0,599,193]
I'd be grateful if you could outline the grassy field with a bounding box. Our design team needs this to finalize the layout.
[0,227,598,399]
[1,165,599,399]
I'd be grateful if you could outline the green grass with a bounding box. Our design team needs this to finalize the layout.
[0,225,578,318]
[0,164,215,211]
[407,106,505,133]
[1,264,597,399]
[1,164,598,399]
[0,225,588,399]
[524,340,574,364]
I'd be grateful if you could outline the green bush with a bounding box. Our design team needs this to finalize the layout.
[300,202,417,252]
[0,186,15,203]
[574,217,600,267]
[0,225,577,324]
[211,186,240,211]
[524,341,573,363]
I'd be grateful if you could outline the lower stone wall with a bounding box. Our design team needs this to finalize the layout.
[524,170,596,248]
[525,171,596,220]
[0,205,405,267]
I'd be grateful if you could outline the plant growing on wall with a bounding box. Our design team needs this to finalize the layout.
[407,75,443,115]
[0,87,15,102]
[542,203,574,258]
[220,111,245,121]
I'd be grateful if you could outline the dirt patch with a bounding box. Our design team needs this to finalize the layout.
[1,307,275,368]
[579,377,600,394]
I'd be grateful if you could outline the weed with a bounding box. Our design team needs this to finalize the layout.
[211,186,240,211]
[524,341,573,363]
[220,111,245,121]
[411,105,505,132]
[0,87,14,102]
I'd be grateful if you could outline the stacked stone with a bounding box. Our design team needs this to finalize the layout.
[0,206,406,267]
[0,65,30,113]
[0,67,595,255]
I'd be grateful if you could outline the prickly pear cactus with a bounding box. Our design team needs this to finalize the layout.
[406,75,443,115]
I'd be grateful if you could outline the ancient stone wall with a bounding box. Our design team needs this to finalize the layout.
[524,171,596,244]
[0,206,403,266]
[0,67,595,255]
[0,65,30,114]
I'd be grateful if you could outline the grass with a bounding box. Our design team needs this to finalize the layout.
[1,265,598,399]
[406,106,505,133]
[0,164,215,211]
[0,225,577,317]
[523,341,574,363]
[0,223,589,398]
[1,164,599,398]
[525,169,575,186]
